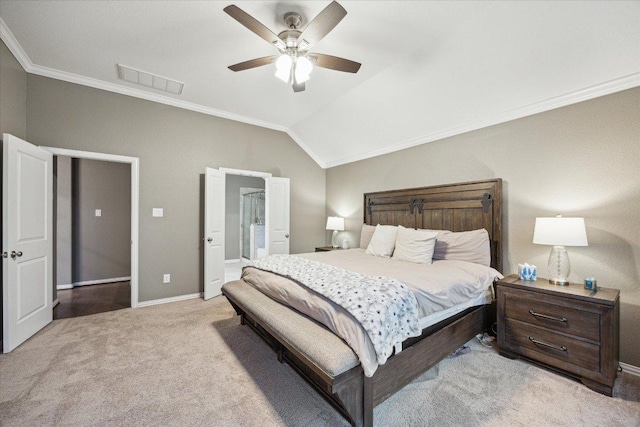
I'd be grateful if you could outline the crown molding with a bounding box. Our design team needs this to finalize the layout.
[26,63,289,133]
[3,17,638,170]
[0,18,287,133]
[323,72,640,169]
[0,17,33,71]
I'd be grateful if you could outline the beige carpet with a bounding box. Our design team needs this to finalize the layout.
[1,297,638,426]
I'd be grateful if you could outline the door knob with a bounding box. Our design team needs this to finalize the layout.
[10,251,23,259]
[207,237,213,242]
[285,234,290,238]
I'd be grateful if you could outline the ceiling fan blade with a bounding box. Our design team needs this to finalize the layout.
[296,1,347,51]
[292,81,306,93]
[228,56,278,72]
[311,54,361,73]
[224,5,286,51]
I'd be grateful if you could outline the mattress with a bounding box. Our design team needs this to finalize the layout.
[241,248,502,376]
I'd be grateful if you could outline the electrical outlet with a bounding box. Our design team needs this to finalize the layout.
[163,274,170,283]
[95,209,102,217]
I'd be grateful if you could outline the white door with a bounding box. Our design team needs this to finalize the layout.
[203,167,225,300]
[2,134,53,353]
[266,177,290,255]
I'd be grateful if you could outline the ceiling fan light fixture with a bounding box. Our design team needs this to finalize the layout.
[294,56,313,83]
[275,54,293,82]
[225,2,360,92]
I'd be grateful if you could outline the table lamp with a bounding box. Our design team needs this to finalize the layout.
[326,216,345,248]
[533,215,588,285]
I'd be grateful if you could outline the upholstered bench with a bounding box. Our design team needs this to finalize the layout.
[222,280,359,378]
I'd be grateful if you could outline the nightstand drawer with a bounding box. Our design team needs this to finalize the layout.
[504,291,600,342]
[504,319,600,373]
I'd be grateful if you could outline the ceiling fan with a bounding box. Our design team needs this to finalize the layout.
[224,1,361,93]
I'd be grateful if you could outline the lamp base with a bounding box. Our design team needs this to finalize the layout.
[548,245,571,286]
[331,230,339,248]
[548,278,569,286]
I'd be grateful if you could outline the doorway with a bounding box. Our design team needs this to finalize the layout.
[203,167,290,300]
[224,174,266,283]
[52,156,132,319]
[42,146,140,308]
[240,188,266,261]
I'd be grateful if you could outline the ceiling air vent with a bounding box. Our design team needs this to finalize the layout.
[117,64,184,95]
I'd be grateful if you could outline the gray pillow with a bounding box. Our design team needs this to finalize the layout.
[359,224,376,249]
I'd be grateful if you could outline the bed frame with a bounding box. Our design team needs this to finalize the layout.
[223,179,502,426]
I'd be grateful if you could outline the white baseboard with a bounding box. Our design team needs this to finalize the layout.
[225,259,241,264]
[74,276,131,287]
[52,298,60,308]
[137,292,203,308]
[620,362,640,377]
[57,276,131,290]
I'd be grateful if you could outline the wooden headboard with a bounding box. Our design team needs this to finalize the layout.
[364,179,503,272]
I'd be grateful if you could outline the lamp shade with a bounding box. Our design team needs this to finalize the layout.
[533,217,588,246]
[326,216,345,231]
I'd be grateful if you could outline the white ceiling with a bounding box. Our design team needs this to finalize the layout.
[1,1,638,168]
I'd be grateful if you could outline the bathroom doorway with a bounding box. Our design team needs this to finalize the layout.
[240,188,266,261]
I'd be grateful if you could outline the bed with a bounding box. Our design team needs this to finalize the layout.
[222,179,503,427]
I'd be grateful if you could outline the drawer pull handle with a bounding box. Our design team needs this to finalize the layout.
[529,309,567,323]
[529,336,567,352]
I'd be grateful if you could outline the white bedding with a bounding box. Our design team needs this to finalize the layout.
[241,248,502,376]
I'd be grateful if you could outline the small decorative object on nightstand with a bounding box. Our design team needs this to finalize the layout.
[496,275,619,396]
[533,215,588,285]
[518,263,537,281]
[326,216,345,248]
[584,277,597,291]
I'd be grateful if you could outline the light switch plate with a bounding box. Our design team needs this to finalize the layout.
[95,209,102,217]
[163,274,170,283]
[153,208,164,217]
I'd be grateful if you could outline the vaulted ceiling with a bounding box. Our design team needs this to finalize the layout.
[1,1,638,168]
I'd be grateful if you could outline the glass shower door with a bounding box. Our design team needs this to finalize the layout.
[241,191,265,260]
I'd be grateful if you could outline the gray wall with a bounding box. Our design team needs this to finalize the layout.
[25,75,326,302]
[72,158,131,283]
[326,87,640,366]
[225,175,264,260]
[55,156,72,287]
[0,40,26,139]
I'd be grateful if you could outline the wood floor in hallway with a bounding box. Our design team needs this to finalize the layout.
[54,281,130,319]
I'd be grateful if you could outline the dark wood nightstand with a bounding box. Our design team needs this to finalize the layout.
[314,246,343,252]
[496,275,619,396]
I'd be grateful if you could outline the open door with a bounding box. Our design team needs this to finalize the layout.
[266,177,290,255]
[2,134,53,353]
[203,167,225,300]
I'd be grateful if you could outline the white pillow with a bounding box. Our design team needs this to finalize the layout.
[431,228,491,266]
[366,225,398,257]
[359,224,376,249]
[392,226,439,264]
